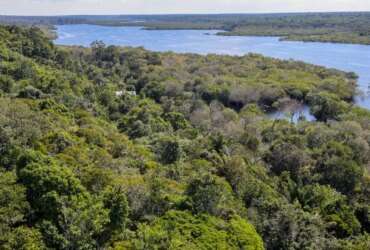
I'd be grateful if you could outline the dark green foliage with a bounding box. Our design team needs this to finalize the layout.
[37,194,109,250]
[0,172,30,243]
[164,112,189,130]
[307,92,349,121]
[0,24,369,249]
[316,141,363,194]
[118,99,171,138]
[102,186,129,232]
[298,184,361,237]
[18,86,43,99]
[0,75,14,93]
[153,136,182,164]
[265,140,311,177]
[186,174,236,216]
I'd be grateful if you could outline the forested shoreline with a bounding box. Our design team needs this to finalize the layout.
[1,12,370,45]
[0,25,369,249]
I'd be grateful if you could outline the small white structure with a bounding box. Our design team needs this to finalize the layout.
[115,91,124,97]
[127,91,137,96]
[115,90,137,97]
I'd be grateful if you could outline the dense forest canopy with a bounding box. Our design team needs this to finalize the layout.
[0,24,369,249]
[1,12,370,44]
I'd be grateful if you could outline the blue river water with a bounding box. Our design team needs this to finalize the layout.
[56,24,370,119]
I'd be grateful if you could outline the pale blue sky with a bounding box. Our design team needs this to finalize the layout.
[1,0,370,15]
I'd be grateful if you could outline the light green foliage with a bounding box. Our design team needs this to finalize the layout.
[0,24,369,249]
[3,226,46,250]
[133,210,264,250]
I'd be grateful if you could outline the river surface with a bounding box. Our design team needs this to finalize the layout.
[56,24,370,119]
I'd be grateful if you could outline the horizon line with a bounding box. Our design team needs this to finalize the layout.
[1,10,370,17]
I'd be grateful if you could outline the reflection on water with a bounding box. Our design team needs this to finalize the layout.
[268,104,316,123]
[56,25,370,121]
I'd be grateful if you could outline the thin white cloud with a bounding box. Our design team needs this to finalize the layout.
[0,0,369,15]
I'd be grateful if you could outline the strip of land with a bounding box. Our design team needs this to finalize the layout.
[1,12,370,45]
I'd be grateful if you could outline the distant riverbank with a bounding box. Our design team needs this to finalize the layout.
[55,24,370,114]
[2,12,370,45]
